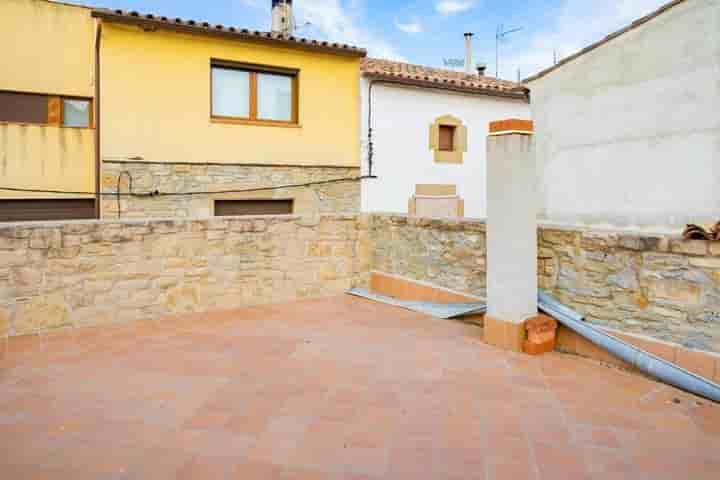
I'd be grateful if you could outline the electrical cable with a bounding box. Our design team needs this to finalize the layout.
[0,175,376,198]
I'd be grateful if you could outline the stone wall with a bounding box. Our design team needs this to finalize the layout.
[539,227,720,352]
[370,215,488,297]
[370,214,720,352]
[101,162,361,219]
[0,215,369,336]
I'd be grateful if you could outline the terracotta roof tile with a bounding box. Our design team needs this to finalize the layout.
[91,8,366,58]
[361,58,528,100]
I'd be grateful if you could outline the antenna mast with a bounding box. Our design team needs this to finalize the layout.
[495,24,523,78]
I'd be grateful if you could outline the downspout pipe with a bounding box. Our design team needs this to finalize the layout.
[94,21,102,219]
[539,290,720,403]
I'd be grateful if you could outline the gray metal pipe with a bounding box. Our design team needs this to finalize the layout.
[539,290,720,403]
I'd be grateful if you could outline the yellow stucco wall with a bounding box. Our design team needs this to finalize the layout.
[0,0,96,200]
[1,0,95,97]
[0,125,95,198]
[100,23,361,167]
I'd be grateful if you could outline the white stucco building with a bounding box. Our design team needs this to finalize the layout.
[525,0,720,231]
[360,58,531,219]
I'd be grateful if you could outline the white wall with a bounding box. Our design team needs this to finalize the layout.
[360,79,530,218]
[528,0,720,231]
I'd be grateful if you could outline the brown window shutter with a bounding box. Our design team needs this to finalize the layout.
[0,91,49,124]
[214,199,293,216]
[438,125,455,152]
[0,199,95,222]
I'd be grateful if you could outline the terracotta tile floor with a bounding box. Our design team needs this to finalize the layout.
[1,295,719,479]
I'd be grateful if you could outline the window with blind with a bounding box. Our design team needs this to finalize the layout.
[211,61,298,125]
[0,91,92,127]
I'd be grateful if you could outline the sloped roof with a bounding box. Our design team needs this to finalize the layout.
[361,58,528,100]
[524,0,688,83]
[91,8,366,58]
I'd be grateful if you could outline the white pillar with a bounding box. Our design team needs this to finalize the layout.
[484,119,537,352]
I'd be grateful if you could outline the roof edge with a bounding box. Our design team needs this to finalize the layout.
[91,9,367,58]
[363,72,529,101]
[523,0,688,84]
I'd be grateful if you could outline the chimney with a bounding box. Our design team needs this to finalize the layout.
[464,33,474,75]
[271,0,294,35]
[476,64,487,76]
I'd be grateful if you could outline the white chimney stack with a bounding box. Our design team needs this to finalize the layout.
[271,0,294,35]
[464,33,474,75]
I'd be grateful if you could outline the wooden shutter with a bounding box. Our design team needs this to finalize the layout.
[0,199,95,222]
[0,92,49,124]
[438,125,455,151]
[214,199,293,216]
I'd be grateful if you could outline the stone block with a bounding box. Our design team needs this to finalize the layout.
[14,294,70,334]
[29,229,62,249]
[648,279,702,305]
[671,240,708,256]
[710,242,720,257]
[307,241,332,257]
[689,257,720,269]
[165,286,199,313]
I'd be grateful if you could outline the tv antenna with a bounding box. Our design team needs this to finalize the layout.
[495,24,523,78]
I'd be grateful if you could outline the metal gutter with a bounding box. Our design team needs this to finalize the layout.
[539,290,720,403]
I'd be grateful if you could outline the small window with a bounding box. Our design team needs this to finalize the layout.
[214,199,294,216]
[439,125,456,151]
[62,99,91,127]
[211,61,298,125]
[0,91,92,127]
[0,199,95,222]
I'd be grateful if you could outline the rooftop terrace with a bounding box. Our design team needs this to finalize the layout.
[2,296,719,479]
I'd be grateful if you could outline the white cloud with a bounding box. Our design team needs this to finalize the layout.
[295,0,405,60]
[498,0,671,80]
[395,19,423,34]
[435,1,475,16]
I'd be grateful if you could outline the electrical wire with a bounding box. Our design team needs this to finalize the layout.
[0,175,375,198]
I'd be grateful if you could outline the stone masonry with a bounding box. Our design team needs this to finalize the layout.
[371,214,720,352]
[0,215,369,336]
[2,211,719,353]
[101,162,361,219]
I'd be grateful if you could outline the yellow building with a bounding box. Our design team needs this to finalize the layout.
[0,0,365,221]
[0,0,98,220]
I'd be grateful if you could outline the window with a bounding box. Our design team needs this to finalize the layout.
[439,125,456,151]
[0,199,95,222]
[214,199,294,216]
[62,99,91,128]
[211,61,298,125]
[0,91,92,128]
[430,115,467,164]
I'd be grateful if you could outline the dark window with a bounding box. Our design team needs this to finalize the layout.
[214,199,294,216]
[0,199,95,222]
[0,91,92,127]
[0,91,48,124]
[439,125,456,152]
[211,61,298,125]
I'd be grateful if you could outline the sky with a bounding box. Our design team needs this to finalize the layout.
[62,0,672,80]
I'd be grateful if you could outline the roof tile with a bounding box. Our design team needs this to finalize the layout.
[91,8,367,58]
[361,58,527,99]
